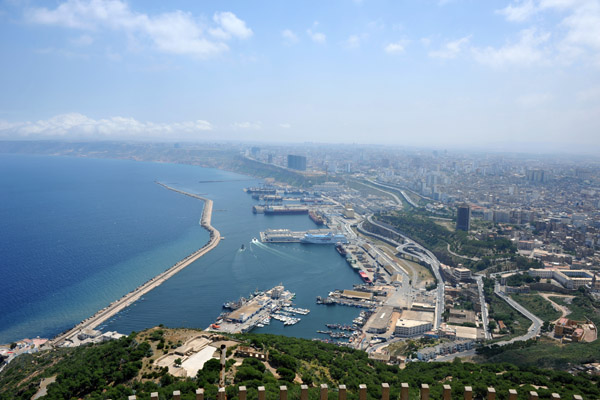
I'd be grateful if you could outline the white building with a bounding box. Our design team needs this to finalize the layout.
[395,319,433,337]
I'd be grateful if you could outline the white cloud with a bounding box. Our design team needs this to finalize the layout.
[307,29,326,44]
[281,29,299,45]
[279,123,291,129]
[232,121,262,130]
[344,34,362,49]
[384,40,409,54]
[496,0,600,65]
[0,113,212,139]
[560,1,600,49]
[472,28,550,67]
[497,0,538,22]
[209,11,252,40]
[429,35,471,59]
[25,0,252,58]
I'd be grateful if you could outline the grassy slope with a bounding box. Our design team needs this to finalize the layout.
[510,293,562,323]
[482,293,600,369]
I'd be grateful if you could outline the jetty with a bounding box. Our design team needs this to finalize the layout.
[51,182,221,346]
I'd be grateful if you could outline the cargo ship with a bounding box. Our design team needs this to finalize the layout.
[264,205,309,215]
[245,187,277,195]
[358,270,373,284]
[251,194,283,201]
[301,231,348,244]
[335,243,347,256]
[309,210,325,225]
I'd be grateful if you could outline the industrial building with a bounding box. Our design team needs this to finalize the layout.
[367,306,394,334]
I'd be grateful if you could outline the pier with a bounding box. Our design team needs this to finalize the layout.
[51,182,221,346]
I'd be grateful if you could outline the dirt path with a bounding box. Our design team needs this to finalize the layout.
[539,293,574,320]
[446,243,480,261]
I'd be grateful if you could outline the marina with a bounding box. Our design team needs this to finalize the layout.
[208,285,311,334]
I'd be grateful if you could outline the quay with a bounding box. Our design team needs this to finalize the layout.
[51,182,221,346]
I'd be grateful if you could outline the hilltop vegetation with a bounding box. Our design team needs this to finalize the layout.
[2,329,599,400]
[370,210,541,272]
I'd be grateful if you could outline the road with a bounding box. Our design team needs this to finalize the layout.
[365,216,444,329]
[364,179,419,208]
[493,283,543,343]
[435,280,543,362]
[475,275,491,340]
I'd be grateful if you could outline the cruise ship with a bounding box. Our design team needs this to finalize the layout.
[301,231,348,244]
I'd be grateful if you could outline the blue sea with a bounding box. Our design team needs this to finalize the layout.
[0,154,361,343]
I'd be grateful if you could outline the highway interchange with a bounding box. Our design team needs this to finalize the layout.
[349,180,544,361]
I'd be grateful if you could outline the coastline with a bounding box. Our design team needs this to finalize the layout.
[50,182,221,346]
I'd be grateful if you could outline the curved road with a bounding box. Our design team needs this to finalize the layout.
[435,282,543,361]
[363,216,444,329]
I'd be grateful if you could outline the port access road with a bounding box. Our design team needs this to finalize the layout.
[51,183,221,346]
[435,280,543,362]
[364,215,445,330]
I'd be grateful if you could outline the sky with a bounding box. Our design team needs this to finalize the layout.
[0,0,599,152]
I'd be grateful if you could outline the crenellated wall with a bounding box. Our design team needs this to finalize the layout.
[112,382,587,400]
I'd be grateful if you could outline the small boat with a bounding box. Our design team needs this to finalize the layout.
[240,244,245,250]
[211,324,221,329]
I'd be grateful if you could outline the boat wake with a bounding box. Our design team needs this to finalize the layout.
[251,240,302,263]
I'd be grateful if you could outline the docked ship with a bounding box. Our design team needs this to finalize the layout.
[251,194,283,201]
[264,205,309,215]
[260,229,302,243]
[308,210,325,225]
[301,231,348,244]
[335,243,347,256]
[245,187,277,195]
[358,270,373,285]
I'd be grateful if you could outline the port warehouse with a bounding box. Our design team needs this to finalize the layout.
[367,306,434,336]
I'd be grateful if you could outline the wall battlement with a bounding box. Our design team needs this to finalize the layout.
[114,382,586,400]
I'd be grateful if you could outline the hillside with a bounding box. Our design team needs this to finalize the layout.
[1,328,598,400]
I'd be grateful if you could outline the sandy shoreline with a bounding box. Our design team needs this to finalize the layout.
[51,182,221,346]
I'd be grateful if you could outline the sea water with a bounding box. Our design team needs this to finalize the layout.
[0,154,361,343]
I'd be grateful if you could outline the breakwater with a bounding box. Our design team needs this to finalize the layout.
[51,182,221,346]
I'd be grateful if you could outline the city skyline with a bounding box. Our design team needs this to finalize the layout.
[1,0,599,153]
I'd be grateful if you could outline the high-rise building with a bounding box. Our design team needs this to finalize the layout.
[456,204,471,232]
[287,155,307,171]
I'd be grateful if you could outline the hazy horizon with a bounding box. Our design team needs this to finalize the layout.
[1,0,599,153]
